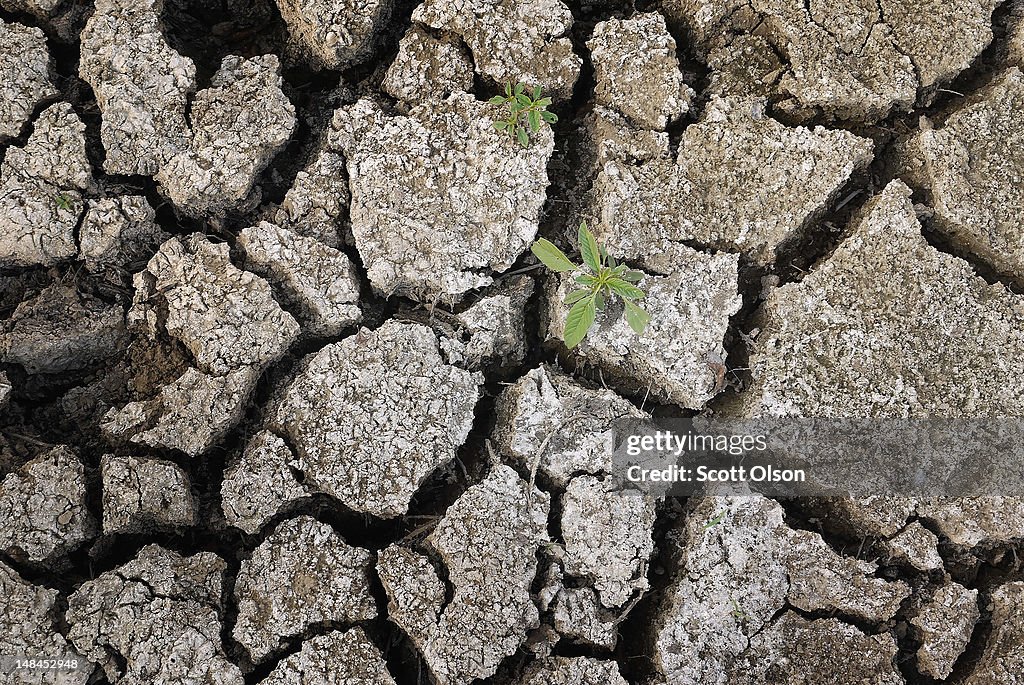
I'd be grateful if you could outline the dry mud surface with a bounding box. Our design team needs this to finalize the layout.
[2,0,1024,683]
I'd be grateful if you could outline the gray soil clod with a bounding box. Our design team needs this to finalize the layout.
[272,320,481,518]
[963,582,1024,684]
[332,94,553,301]
[0,103,93,268]
[437,275,534,370]
[78,196,170,272]
[383,26,475,104]
[275,0,392,70]
[911,581,980,680]
[0,18,56,142]
[66,544,242,685]
[514,656,629,685]
[232,515,377,664]
[0,446,97,564]
[257,628,398,685]
[271,147,349,248]
[221,430,309,535]
[100,454,196,535]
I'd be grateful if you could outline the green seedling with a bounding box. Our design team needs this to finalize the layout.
[531,221,650,349]
[490,82,557,148]
[53,193,75,211]
[704,511,727,530]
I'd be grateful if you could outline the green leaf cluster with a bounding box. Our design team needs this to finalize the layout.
[531,221,650,349]
[53,193,75,211]
[490,82,557,148]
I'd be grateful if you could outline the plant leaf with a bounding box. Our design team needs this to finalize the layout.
[531,239,577,272]
[492,121,508,131]
[578,221,601,271]
[575,273,597,286]
[515,82,525,95]
[533,85,543,99]
[488,95,506,105]
[564,288,591,306]
[623,270,646,283]
[516,93,532,107]
[564,295,596,349]
[536,97,552,107]
[505,82,514,96]
[516,126,530,148]
[607,278,645,300]
[541,111,558,123]
[528,109,541,132]
[594,291,606,311]
[623,299,650,335]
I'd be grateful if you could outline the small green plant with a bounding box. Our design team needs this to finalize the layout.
[489,82,557,148]
[531,221,650,349]
[53,193,75,211]
[703,510,727,530]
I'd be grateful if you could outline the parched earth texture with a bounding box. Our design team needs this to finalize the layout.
[1,0,1024,684]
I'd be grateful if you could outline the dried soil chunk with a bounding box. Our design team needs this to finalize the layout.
[233,516,377,663]
[133,235,299,375]
[911,582,979,679]
[654,495,909,683]
[739,181,1024,418]
[915,497,1024,547]
[551,587,617,650]
[78,196,169,271]
[0,446,96,564]
[79,0,196,175]
[1011,7,1024,67]
[589,97,873,265]
[221,430,308,534]
[515,656,628,685]
[1,283,127,374]
[561,475,655,608]
[383,26,474,103]
[101,454,195,534]
[66,545,241,685]
[0,0,62,20]
[412,0,580,99]
[385,466,550,685]
[546,252,741,409]
[901,68,1024,278]
[273,321,480,518]
[101,366,258,458]
[492,365,647,487]
[0,18,56,141]
[273,148,348,248]
[0,103,93,268]
[276,0,391,69]
[377,545,446,640]
[259,629,398,685]
[156,55,296,218]
[0,372,9,411]
[333,95,553,300]
[587,13,691,130]
[237,222,361,337]
[1,561,92,684]
[883,521,943,571]
[438,276,534,370]
[736,612,903,685]
[964,582,1024,685]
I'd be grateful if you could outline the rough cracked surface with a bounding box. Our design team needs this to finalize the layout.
[0,446,96,564]
[221,430,308,535]
[515,656,629,685]
[654,495,909,683]
[740,180,1024,418]
[233,516,377,663]
[663,0,1000,122]
[272,148,348,247]
[383,26,474,103]
[259,629,397,685]
[101,454,195,534]
[272,321,480,518]
[1,283,127,375]
[561,475,656,608]
[155,55,295,217]
[66,544,242,685]
[912,582,979,679]
[378,466,549,684]
[79,196,169,271]
[334,94,553,300]
[79,0,196,175]
[438,276,534,370]
[589,97,874,265]
[412,0,580,99]
[0,103,93,268]
[493,365,647,487]
[237,222,361,337]
[587,13,691,130]
[1,561,92,684]
[276,0,390,69]
[901,68,1024,278]
[547,251,741,409]
[0,18,56,141]
[964,582,1024,684]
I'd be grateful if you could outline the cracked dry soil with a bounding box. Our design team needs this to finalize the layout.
[2,0,1024,683]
